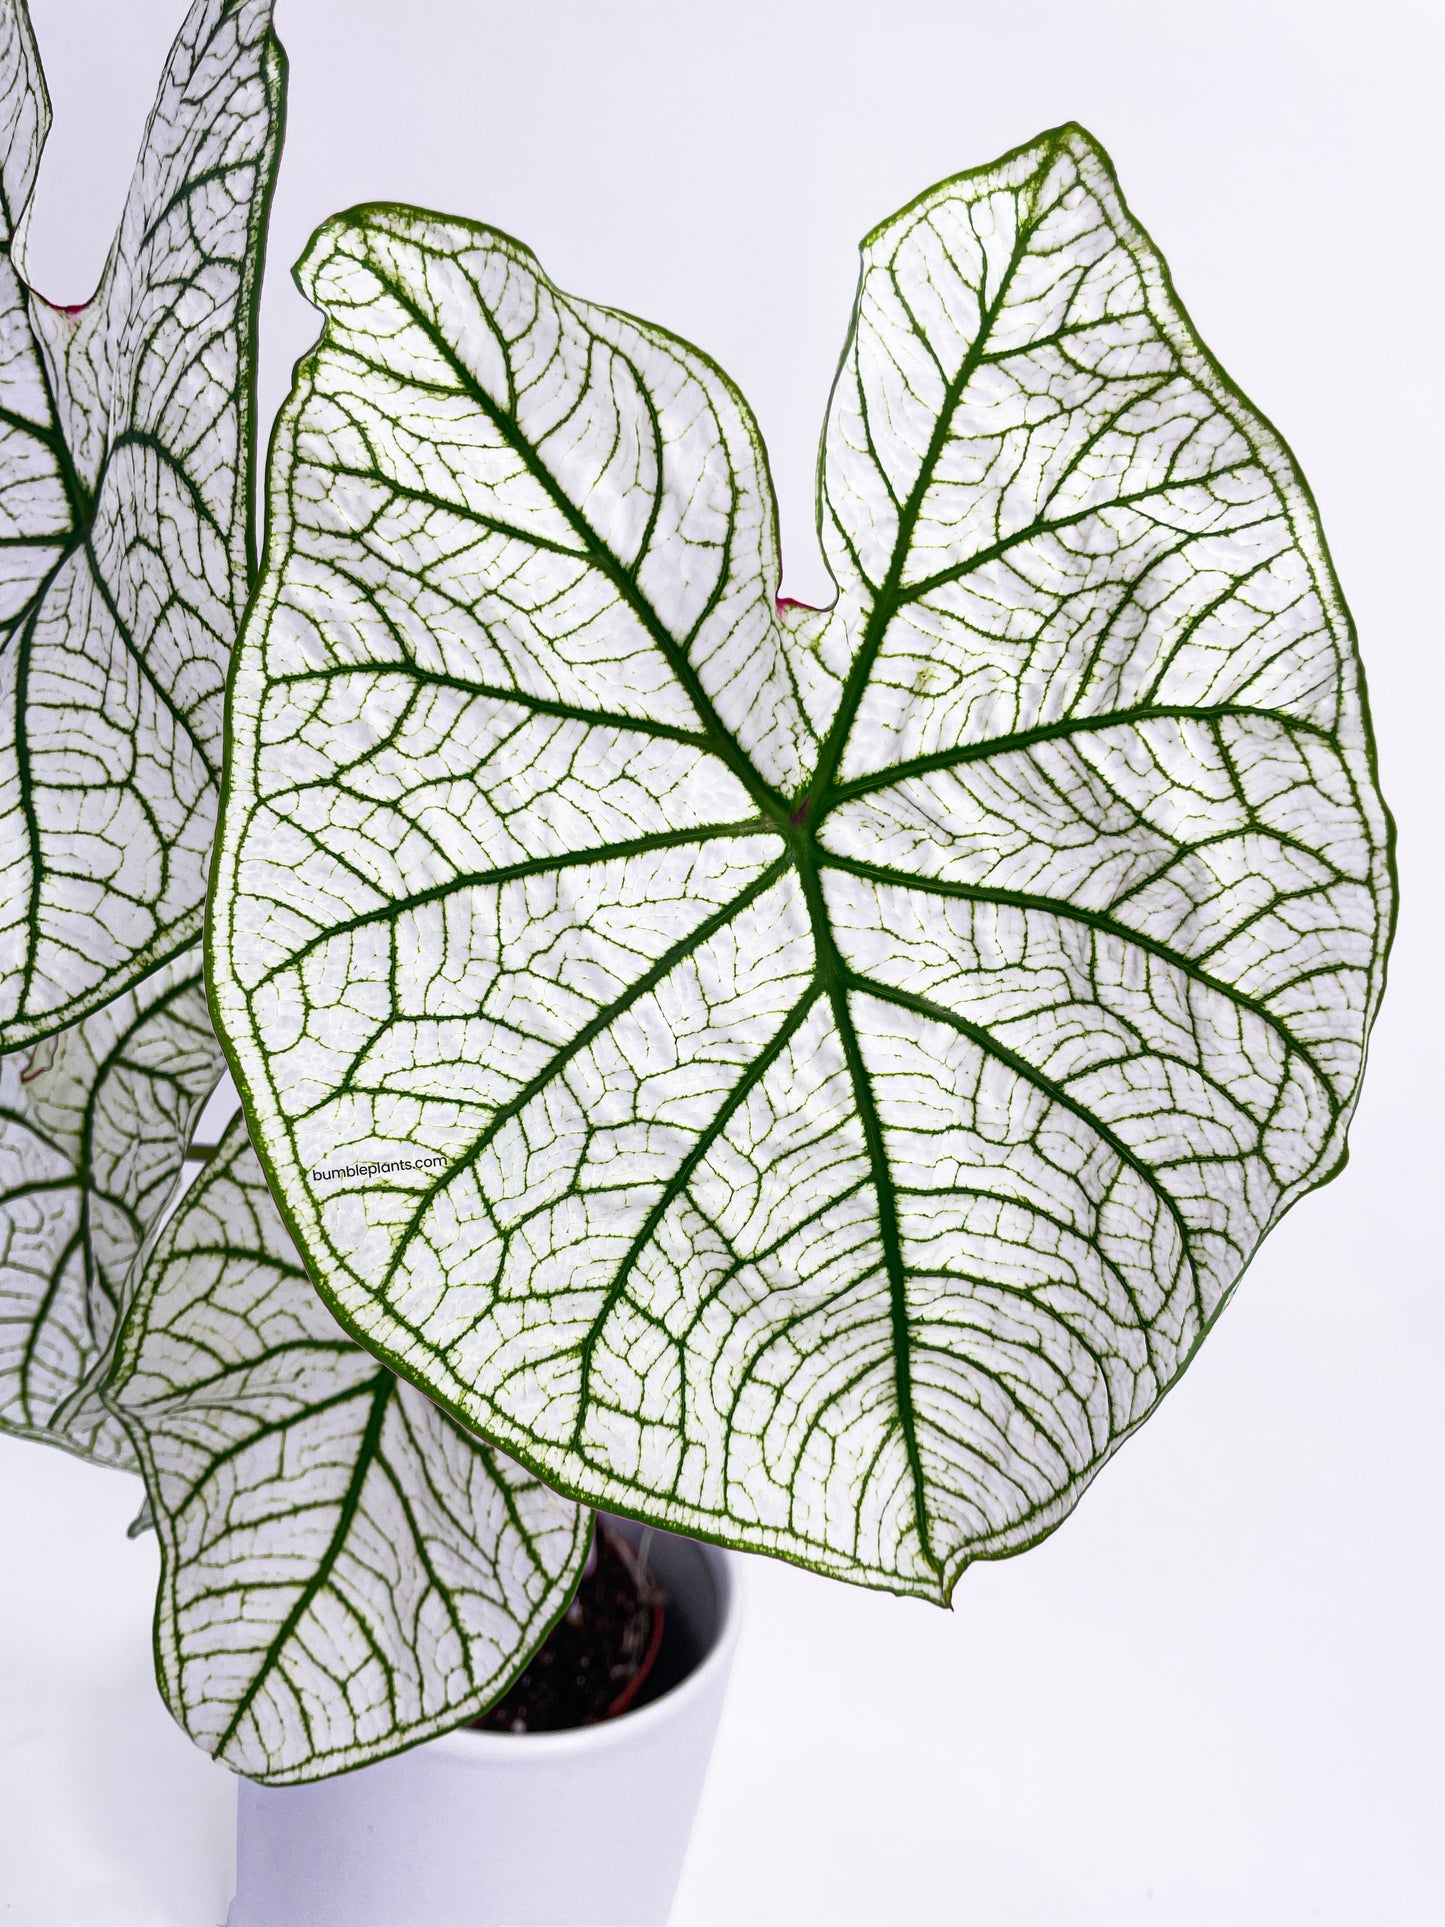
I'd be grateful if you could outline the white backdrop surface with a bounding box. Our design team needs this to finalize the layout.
[2,1,1441,1921]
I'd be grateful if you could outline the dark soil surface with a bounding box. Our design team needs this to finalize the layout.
[471,1522,666,1734]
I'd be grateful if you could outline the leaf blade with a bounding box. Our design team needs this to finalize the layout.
[0,949,222,1466]
[106,1112,589,1784]
[212,128,1392,1600]
[0,0,284,1048]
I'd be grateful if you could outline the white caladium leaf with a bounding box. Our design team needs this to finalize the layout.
[210,126,1393,1601]
[106,1111,588,1784]
[0,0,284,1048]
[0,950,220,1465]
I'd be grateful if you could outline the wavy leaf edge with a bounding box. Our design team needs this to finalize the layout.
[208,121,1393,1605]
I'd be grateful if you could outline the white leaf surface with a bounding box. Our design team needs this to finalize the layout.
[0,950,220,1465]
[0,0,283,1046]
[211,127,1392,1599]
[107,1111,588,1783]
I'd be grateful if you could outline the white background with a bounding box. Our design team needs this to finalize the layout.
[2,1,1441,1921]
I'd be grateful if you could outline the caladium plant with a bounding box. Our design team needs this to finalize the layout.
[0,0,1391,1785]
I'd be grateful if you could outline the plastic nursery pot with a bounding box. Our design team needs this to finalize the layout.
[226,1521,741,1927]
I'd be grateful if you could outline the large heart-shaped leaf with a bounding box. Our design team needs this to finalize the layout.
[0,950,220,1465]
[0,0,283,1048]
[106,1110,588,1783]
[210,126,1393,1600]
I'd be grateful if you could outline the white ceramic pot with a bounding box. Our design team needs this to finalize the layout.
[226,1522,741,1927]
